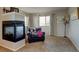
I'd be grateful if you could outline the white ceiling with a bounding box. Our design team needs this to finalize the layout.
[18,7,67,13]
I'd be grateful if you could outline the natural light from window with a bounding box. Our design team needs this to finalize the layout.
[39,16,50,26]
[25,16,29,26]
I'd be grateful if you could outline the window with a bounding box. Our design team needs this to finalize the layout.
[46,16,50,26]
[25,16,29,26]
[39,16,50,26]
[39,16,45,26]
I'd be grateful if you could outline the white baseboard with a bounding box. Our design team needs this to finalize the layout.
[0,43,25,51]
[67,37,79,51]
[0,39,25,51]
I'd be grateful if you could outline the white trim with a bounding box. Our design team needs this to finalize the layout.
[0,39,25,51]
[67,37,79,51]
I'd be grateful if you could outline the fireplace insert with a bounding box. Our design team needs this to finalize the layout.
[2,21,25,42]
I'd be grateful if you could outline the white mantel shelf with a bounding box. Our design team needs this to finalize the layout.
[0,12,25,21]
[1,12,24,16]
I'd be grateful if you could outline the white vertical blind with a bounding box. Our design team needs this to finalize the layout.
[46,16,50,26]
[25,16,29,26]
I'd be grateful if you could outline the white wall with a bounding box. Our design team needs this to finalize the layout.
[66,7,79,51]
[52,10,67,36]
[0,7,3,15]
[33,14,39,27]
[29,14,34,27]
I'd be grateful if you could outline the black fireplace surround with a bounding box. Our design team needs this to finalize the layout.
[2,21,25,42]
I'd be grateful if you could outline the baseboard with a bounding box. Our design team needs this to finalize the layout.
[66,36,79,51]
[0,39,25,51]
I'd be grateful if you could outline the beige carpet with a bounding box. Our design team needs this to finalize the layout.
[0,36,78,52]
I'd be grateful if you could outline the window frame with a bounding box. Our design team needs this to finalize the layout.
[39,16,50,26]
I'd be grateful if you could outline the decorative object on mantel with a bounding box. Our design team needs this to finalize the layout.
[3,7,19,13]
[10,7,19,12]
[63,15,70,38]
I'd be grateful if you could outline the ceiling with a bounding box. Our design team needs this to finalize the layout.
[18,7,67,13]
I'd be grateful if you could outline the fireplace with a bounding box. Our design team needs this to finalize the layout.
[2,21,25,42]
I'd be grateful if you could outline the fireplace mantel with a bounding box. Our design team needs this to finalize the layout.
[0,12,25,51]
